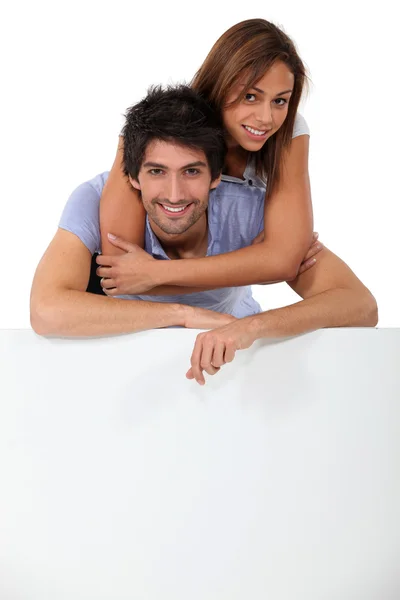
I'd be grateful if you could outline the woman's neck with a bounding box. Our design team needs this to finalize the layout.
[224,145,249,179]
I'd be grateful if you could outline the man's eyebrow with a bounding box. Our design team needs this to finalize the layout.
[239,84,293,96]
[143,161,207,169]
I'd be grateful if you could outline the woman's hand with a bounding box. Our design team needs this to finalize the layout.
[186,316,258,385]
[96,234,159,295]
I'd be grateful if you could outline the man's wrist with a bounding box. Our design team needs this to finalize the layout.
[173,303,192,328]
[247,312,271,341]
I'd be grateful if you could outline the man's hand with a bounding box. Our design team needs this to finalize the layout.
[252,231,323,276]
[186,316,258,386]
[96,234,158,295]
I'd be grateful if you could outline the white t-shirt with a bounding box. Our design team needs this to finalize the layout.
[221,113,310,190]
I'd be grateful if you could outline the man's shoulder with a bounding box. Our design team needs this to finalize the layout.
[76,171,110,195]
[208,181,265,246]
[58,172,110,255]
[210,180,265,213]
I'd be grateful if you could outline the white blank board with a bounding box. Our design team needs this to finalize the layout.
[1,328,399,599]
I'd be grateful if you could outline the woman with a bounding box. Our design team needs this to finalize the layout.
[99,18,317,295]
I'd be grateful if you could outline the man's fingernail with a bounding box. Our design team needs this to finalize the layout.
[108,233,116,240]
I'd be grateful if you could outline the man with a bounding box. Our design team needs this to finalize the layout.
[30,85,378,385]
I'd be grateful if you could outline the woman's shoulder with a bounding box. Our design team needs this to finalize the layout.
[292,112,310,138]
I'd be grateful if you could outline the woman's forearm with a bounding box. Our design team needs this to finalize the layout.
[152,243,296,289]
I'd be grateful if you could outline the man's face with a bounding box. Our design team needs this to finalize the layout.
[130,140,220,236]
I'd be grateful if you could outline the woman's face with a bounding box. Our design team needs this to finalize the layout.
[223,61,295,151]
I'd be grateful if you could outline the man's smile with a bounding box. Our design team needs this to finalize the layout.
[157,202,194,217]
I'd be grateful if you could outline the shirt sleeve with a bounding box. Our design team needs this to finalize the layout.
[58,174,106,254]
[292,112,310,138]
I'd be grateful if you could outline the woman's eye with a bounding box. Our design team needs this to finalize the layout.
[149,169,164,175]
[274,98,288,107]
[244,93,256,102]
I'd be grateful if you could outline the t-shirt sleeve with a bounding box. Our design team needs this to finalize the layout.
[58,176,104,254]
[292,112,310,138]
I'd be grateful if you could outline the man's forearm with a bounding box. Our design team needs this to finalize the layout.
[247,288,378,341]
[31,290,185,337]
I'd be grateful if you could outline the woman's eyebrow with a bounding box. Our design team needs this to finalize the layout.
[239,84,293,95]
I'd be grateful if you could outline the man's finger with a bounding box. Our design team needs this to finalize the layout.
[224,343,236,364]
[107,234,136,253]
[186,368,195,380]
[190,336,206,385]
[211,340,227,368]
[200,338,219,376]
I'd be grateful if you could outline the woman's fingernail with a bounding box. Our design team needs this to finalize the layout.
[108,233,116,239]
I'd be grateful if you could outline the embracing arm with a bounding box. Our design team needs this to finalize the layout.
[150,135,313,288]
[99,136,146,256]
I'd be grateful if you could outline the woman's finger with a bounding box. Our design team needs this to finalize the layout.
[303,241,323,262]
[298,257,317,275]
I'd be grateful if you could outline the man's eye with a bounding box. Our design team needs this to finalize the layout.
[244,93,256,102]
[185,168,200,175]
[149,169,164,175]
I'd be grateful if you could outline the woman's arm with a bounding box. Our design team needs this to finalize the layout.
[149,135,313,288]
[99,136,146,256]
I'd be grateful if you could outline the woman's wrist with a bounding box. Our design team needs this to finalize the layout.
[152,258,176,287]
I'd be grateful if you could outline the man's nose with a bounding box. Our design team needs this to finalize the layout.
[167,177,186,203]
[254,101,272,127]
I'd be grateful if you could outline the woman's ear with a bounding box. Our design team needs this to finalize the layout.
[129,175,141,190]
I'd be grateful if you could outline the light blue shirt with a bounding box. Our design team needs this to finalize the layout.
[59,173,265,318]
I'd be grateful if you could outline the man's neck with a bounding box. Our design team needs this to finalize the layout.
[149,213,209,260]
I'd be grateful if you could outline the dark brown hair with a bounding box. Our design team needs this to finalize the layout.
[191,19,308,199]
[122,85,226,181]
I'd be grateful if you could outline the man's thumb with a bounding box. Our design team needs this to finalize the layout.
[107,233,135,252]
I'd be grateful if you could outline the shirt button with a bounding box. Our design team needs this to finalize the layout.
[248,179,253,186]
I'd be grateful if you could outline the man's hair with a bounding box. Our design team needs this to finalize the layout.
[122,84,226,181]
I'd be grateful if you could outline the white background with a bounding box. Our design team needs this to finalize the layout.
[1,0,399,328]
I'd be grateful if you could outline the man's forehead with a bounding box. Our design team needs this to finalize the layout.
[142,139,208,168]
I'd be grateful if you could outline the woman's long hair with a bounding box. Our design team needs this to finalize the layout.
[191,19,308,199]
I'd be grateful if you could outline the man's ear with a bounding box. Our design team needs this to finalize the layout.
[210,173,222,190]
[129,175,141,190]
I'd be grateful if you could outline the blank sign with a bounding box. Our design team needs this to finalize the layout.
[1,328,399,599]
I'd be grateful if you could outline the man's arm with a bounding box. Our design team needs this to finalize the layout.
[30,229,233,337]
[187,247,378,384]
[251,247,378,338]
